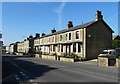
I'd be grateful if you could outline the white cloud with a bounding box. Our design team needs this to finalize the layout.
[54,2,66,28]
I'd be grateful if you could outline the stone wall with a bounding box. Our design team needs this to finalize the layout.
[86,20,112,59]
[98,57,108,66]
[116,59,120,68]
[42,55,56,60]
[60,57,74,62]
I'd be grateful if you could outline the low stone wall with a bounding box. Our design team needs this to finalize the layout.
[17,53,23,56]
[98,57,108,67]
[42,55,56,60]
[47,55,56,60]
[116,59,120,68]
[60,57,74,62]
[35,54,40,58]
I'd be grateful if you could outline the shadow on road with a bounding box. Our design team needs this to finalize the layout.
[2,55,58,83]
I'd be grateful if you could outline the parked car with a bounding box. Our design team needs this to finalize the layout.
[6,52,10,54]
[98,49,120,57]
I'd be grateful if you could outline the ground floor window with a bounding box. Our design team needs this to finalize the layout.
[61,45,63,52]
[53,45,55,52]
[78,43,81,53]
[73,43,76,52]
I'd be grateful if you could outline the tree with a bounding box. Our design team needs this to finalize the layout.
[112,40,120,49]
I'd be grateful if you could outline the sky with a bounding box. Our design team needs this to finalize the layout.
[2,2,118,45]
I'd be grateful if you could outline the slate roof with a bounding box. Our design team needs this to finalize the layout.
[112,35,120,40]
[40,20,114,38]
[41,21,97,38]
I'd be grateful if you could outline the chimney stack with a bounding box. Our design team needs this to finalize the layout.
[51,28,56,33]
[35,33,40,38]
[42,32,46,37]
[95,10,103,21]
[29,35,33,38]
[67,21,73,29]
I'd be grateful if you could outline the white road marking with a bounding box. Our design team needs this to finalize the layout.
[29,79,34,82]
[15,77,20,80]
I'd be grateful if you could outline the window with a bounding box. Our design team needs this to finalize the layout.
[66,33,68,40]
[58,45,60,52]
[60,35,62,41]
[73,43,76,52]
[52,36,54,42]
[48,38,50,42]
[53,45,55,52]
[76,31,79,39]
[69,33,71,40]
[78,43,81,53]
[61,45,63,52]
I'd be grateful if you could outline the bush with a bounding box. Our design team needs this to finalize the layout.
[63,53,79,59]
[112,40,120,49]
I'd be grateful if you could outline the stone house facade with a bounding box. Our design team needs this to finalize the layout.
[17,33,40,55]
[34,10,114,59]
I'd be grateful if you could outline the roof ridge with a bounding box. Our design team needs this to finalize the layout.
[41,20,97,38]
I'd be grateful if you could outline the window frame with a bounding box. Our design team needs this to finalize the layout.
[60,34,63,41]
[76,31,79,39]
[68,32,72,40]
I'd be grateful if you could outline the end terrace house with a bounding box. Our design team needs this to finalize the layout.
[34,10,114,60]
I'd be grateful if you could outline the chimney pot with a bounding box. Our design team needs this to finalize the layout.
[95,10,103,21]
[67,21,73,29]
[42,32,46,36]
[51,28,56,33]
[35,33,40,38]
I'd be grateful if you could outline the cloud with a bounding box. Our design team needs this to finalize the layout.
[54,2,66,28]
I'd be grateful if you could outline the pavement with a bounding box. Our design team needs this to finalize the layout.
[2,54,119,83]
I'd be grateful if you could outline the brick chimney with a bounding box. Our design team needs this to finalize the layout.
[67,21,73,29]
[95,10,103,21]
[51,28,56,33]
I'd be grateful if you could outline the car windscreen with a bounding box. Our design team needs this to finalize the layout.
[102,51,108,54]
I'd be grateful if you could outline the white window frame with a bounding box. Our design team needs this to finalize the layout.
[59,34,63,42]
[75,30,80,39]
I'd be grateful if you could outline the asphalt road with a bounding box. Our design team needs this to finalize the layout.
[2,54,119,83]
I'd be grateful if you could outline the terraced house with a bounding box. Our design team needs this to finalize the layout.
[16,33,40,56]
[34,10,114,60]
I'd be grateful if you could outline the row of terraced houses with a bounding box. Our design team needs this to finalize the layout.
[5,10,114,60]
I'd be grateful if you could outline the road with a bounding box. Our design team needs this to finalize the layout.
[2,54,119,83]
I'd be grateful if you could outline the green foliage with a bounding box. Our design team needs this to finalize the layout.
[63,53,79,59]
[112,40,120,49]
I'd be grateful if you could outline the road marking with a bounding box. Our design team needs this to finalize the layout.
[25,76,29,79]
[15,75,20,81]
[2,73,15,82]
[19,72,23,74]
[29,79,34,82]
[19,71,26,76]
[15,77,20,80]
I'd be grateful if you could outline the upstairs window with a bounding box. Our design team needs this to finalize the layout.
[76,31,79,39]
[69,33,71,40]
[66,33,68,40]
[60,35,62,41]
[48,38,50,42]
[52,36,54,42]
